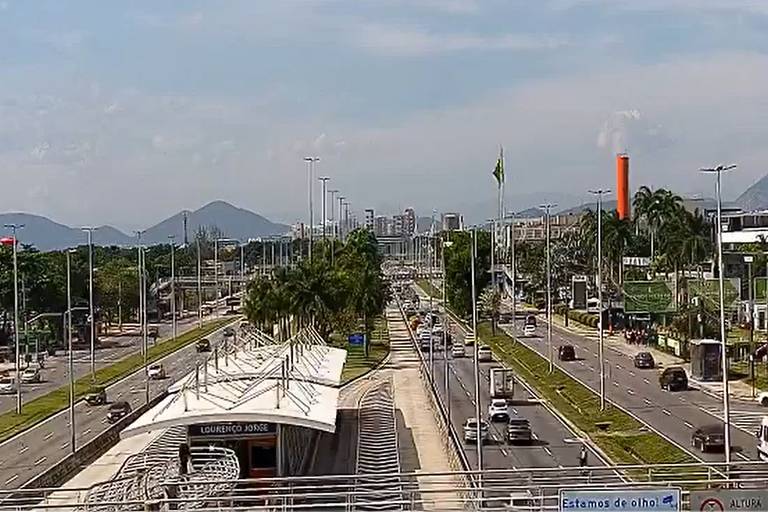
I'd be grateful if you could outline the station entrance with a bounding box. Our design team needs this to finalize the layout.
[188,422,279,478]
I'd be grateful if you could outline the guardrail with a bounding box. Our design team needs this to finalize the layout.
[5,462,768,511]
[393,298,477,510]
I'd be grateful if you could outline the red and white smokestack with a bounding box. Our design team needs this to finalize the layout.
[616,153,630,220]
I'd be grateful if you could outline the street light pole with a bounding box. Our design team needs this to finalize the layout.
[701,163,737,465]
[169,235,177,342]
[540,204,557,373]
[4,223,23,414]
[589,189,610,410]
[66,249,75,453]
[304,156,319,261]
[470,228,483,472]
[196,236,202,328]
[81,227,98,381]
[338,196,345,242]
[214,237,219,317]
[319,176,330,241]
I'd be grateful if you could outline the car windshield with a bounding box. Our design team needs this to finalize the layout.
[109,403,127,411]
[491,399,507,407]
[23,369,36,375]
[0,377,13,385]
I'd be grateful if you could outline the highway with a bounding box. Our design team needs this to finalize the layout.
[412,285,611,473]
[0,314,211,414]
[507,318,764,463]
[0,317,239,491]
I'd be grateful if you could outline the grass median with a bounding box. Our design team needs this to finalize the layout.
[477,322,698,474]
[416,279,442,300]
[0,317,235,443]
[338,317,390,385]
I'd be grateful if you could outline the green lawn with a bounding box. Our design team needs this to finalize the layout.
[477,322,698,473]
[416,279,442,300]
[340,317,390,384]
[0,317,235,443]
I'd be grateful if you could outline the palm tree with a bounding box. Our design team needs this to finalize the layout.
[633,187,683,259]
[602,211,634,286]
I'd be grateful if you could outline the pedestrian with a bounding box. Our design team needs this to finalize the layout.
[579,446,588,467]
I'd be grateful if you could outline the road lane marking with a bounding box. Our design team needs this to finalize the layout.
[544,447,553,456]
[86,409,92,416]
[616,364,623,370]
[684,421,694,429]
[465,390,471,397]
[34,456,47,465]
[44,432,54,440]
[736,453,751,461]
[629,371,635,377]
[501,448,508,456]
[643,399,652,406]
[663,409,671,416]
[60,442,69,449]
[19,446,28,454]
[613,382,619,387]
[627,389,635,395]
[5,474,18,485]
[82,428,92,436]
[643,378,650,385]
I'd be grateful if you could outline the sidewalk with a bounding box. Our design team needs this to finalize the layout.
[386,307,463,511]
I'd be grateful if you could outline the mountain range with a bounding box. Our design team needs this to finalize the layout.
[737,174,768,211]
[0,201,290,251]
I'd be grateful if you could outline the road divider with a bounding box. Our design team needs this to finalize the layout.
[0,317,234,444]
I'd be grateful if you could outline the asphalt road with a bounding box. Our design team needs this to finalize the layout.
[506,318,764,463]
[0,317,239,491]
[0,313,215,414]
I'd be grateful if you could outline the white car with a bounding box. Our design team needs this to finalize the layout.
[478,345,493,362]
[451,344,466,357]
[523,324,536,337]
[488,398,510,422]
[0,377,17,394]
[147,364,166,380]
[757,391,768,407]
[20,368,41,384]
[463,418,489,444]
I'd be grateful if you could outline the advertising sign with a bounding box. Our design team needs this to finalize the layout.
[188,422,276,438]
[690,489,768,511]
[689,278,741,310]
[559,488,680,512]
[623,256,651,267]
[572,276,587,310]
[624,281,676,314]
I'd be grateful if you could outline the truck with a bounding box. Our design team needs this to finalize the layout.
[490,368,515,401]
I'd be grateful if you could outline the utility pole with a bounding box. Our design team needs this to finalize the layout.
[700,163,737,465]
[214,237,219,317]
[540,204,557,373]
[338,196,345,242]
[196,236,202,328]
[304,156,320,261]
[443,235,453,421]
[589,189,610,410]
[81,227,98,381]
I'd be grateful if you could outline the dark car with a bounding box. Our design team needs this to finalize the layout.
[558,345,576,361]
[524,315,537,328]
[691,424,726,452]
[85,386,107,406]
[148,326,159,339]
[659,366,688,391]
[106,401,132,423]
[223,327,236,338]
[633,352,655,369]
[196,338,211,352]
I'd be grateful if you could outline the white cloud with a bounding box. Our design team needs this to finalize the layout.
[354,23,568,56]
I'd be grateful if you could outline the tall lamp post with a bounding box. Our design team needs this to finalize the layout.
[196,235,202,328]
[338,196,346,242]
[319,176,330,241]
[304,156,320,260]
[540,204,557,372]
[470,228,483,472]
[66,249,76,453]
[700,163,737,465]
[329,190,339,237]
[168,235,177,342]
[589,189,610,410]
[4,223,23,413]
[81,227,98,381]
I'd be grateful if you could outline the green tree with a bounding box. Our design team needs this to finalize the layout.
[444,231,491,317]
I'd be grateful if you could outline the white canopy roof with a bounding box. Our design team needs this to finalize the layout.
[122,326,347,438]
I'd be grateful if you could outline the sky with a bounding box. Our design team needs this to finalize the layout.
[2,0,768,231]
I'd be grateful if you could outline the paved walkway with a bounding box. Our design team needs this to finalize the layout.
[386,306,463,511]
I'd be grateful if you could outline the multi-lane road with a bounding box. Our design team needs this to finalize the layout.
[507,318,766,463]
[0,314,209,415]
[0,315,239,491]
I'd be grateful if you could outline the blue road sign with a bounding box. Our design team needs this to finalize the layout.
[559,489,681,512]
[348,333,364,346]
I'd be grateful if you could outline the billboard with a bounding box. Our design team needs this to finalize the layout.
[559,488,680,512]
[624,281,676,314]
[689,278,741,310]
[572,276,587,310]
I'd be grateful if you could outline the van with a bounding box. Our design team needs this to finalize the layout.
[757,416,768,461]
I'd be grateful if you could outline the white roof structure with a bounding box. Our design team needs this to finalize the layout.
[122,325,347,438]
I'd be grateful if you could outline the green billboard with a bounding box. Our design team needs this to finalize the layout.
[624,280,676,313]
[688,278,741,310]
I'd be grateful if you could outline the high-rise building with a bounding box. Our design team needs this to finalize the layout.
[364,209,375,231]
[393,214,406,236]
[374,216,389,237]
[403,208,416,236]
[441,212,462,231]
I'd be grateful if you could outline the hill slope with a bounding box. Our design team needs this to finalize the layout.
[736,174,768,211]
[0,213,132,251]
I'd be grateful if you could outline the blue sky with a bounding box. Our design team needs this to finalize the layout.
[2,0,768,230]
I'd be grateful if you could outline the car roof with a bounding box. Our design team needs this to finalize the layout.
[110,401,130,408]
[636,351,652,357]
[698,424,724,433]
[491,398,507,405]
[665,366,685,372]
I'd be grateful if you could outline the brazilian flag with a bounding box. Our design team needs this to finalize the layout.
[493,153,504,186]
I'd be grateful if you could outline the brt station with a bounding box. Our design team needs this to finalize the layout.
[119,324,347,480]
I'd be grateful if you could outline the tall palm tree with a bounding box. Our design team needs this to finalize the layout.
[602,211,634,286]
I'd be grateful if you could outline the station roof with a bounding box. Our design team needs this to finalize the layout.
[122,326,347,438]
